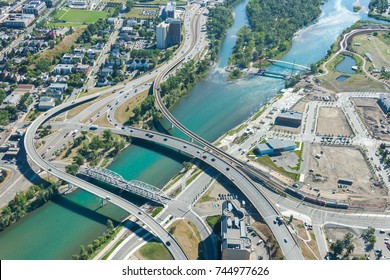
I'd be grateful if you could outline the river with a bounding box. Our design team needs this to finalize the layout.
[0,0,384,259]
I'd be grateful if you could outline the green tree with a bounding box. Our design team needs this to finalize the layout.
[330,239,344,257]
[65,163,80,175]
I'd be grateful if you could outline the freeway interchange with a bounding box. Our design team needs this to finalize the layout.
[22,4,390,260]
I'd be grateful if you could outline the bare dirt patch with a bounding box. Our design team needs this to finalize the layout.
[303,144,388,206]
[353,98,390,141]
[316,107,354,136]
[168,219,203,260]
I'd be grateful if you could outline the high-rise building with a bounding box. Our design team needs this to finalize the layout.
[166,18,181,47]
[165,1,176,19]
[156,21,169,49]
[156,18,181,49]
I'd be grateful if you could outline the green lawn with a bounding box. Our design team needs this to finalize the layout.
[124,7,159,19]
[137,0,187,5]
[137,241,173,260]
[206,215,221,229]
[53,9,109,23]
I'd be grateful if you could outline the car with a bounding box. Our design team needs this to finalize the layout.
[165,241,171,246]
[183,145,187,148]
[145,133,150,136]
[226,167,230,171]
[138,211,141,215]
[202,155,207,159]
[122,126,125,130]
[48,168,52,171]
[284,238,288,243]
[163,138,167,141]
[211,158,215,162]
[380,230,386,234]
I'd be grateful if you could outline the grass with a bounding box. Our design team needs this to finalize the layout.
[206,215,221,230]
[185,170,201,186]
[114,89,149,124]
[92,113,114,127]
[197,188,216,204]
[168,219,203,260]
[102,238,125,260]
[53,9,109,24]
[137,0,187,5]
[39,28,85,62]
[136,241,173,260]
[151,206,163,217]
[256,155,300,181]
[162,172,184,192]
[227,123,247,136]
[124,7,159,19]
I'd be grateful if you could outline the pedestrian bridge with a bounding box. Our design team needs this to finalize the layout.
[267,59,310,70]
[81,167,171,204]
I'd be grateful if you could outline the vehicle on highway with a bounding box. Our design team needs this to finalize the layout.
[284,238,288,243]
[90,125,98,130]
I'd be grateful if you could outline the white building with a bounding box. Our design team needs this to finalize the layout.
[156,21,169,49]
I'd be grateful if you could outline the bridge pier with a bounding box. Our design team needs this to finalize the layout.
[170,122,174,130]
[101,198,107,207]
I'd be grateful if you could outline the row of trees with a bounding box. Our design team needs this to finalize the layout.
[159,59,209,109]
[207,4,234,61]
[230,0,322,68]
[0,181,60,231]
[72,219,117,260]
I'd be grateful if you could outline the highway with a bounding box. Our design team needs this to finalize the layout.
[22,4,209,260]
[23,94,187,260]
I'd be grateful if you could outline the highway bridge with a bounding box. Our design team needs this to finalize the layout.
[23,94,188,260]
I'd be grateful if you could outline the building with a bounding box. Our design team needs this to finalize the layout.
[49,83,68,92]
[107,18,118,25]
[378,94,390,114]
[42,0,59,8]
[74,63,89,74]
[275,110,303,127]
[52,64,73,75]
[38,96,55,111]
[156,21,169,49]
[3,93,21,106]
[22,1,46,16]
[256,138,296,156]
[4,14,35,28]
[156,19,181,49]
[166,18,181,47]
[67,0,89,9]
[221,201,251,260]
[3,84,35,106]
[162,1,176,19]
[60,53,83,64]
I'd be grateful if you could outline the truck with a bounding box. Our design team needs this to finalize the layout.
[71,129,78,136]
[89,125,99,130]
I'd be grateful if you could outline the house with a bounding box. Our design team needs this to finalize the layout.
[38,96,55,110]
[101,68,113,76]
[107,18,117,25]
[52,64,73,75]
[74,63,89,74]
[49,83,68,92]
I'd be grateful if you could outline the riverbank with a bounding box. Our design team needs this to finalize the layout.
[228,0,323,73]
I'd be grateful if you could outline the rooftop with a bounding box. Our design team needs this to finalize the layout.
[266,138,296,150]
[277,110,303,121]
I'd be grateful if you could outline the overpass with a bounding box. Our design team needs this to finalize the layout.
[23,87,188,261]
[82,167,171,204]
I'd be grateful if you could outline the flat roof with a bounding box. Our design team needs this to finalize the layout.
[257,143,272,151]
[277,110,303,121]
[267,139,296,150]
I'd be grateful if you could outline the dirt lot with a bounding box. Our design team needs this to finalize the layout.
[324,225,367,259]
[354,98,390,141]
[291,100,308,113]
[303,144,388,205]
[316,107,354,136]
[270,124,301,134]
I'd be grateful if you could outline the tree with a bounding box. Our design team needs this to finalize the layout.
[330,239,344,257]
[103,129,113,141]
[73,154,85,166]
[367,234,376,245]
[345,243,355,255]
[107,219,114,230]
[0,110,10,126]
[65,163,80,175]
[183,161,192,171]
